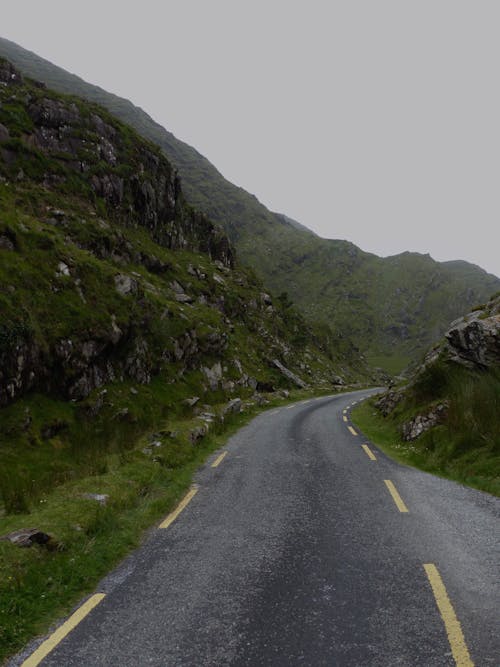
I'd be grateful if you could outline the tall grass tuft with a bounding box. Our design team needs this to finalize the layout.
[447,367,500,456]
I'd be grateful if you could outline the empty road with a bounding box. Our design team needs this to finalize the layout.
[13,389,500,666]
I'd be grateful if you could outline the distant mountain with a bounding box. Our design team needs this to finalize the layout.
[2,36,498,372]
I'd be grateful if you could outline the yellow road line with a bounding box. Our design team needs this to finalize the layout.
[423,564,474,667]
[286,404,296,409]
[343,415,348,422]
[343,409,347,415]
[159,487,198,529]
[211,451,228,468]
[348,426,358,436]
[384,480,409,512]
[362,444,377,461]
[21,593,106,667]
[301,399,312,404]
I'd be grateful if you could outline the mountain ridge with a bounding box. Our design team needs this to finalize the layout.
[0,56,356,409]
[1,36,498,372]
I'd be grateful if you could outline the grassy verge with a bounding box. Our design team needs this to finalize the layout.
[365,353,410,376]
[352,398,500,497]
[0,386,330,664]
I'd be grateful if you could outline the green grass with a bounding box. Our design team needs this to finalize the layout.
[366,354,411,376]
[0,386,327,663]
[352,382,500,497]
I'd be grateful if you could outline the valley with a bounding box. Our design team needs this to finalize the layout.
[0,32,498,667]
[1,36,498,373]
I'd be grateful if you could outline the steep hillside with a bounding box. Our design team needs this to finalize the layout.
[0,57,363,506]
[355,293,500,494]
[0,59,374,661]
[1,36,499,372]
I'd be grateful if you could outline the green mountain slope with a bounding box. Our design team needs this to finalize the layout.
[0,56,359,502]
[2,36,499,373]
[0,58,372,661]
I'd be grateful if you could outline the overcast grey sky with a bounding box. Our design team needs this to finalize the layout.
[2,1,499,277]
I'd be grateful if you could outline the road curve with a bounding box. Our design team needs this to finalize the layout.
[12,389,500,666]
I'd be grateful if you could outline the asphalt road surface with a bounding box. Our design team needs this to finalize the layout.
[13,389,500,666]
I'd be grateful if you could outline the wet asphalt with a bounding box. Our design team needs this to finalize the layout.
[11,389,500,666]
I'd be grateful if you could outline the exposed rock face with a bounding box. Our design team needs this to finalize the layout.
[1,318,227,406]
[221,397,242,418]
[374,389,404,417]
[0,60,234,269]
[0,59,22,85]
[202,362,223,391]
[0,328,43,406]
[115,274,138,296]
[271,359,307,389]
[401,402,448,441]
[444,296,500,369]
[0,60,239,407]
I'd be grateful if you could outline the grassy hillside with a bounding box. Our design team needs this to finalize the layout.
[353,295,500,495]
[0,59,367,660]
[0,56,356,506]
[1,36,499,373]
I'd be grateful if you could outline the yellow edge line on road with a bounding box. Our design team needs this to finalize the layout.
[159,487,198,529]
[343,415,348,422]
[348,426,358,436]
[361,444,377,461]
[21,593,106,667]
[211,451,228,468]
[343,409,347,414]
[384,479,409,512]
[423,564,474,667]
[286,404,296,410]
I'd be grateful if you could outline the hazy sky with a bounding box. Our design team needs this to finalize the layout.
[2,1,499,277]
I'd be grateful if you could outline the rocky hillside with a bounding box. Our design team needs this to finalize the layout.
[0,58,368,512]
[373,293,500,493]
[0,57,370,663]
[1,36,498,373]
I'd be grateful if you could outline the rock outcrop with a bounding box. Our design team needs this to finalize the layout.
[0,528,52,548]
[401,402,448,441]
[444,296,500,369]
[0,59,233,269]
[375,294,499,441]
[374,389,404,417]
[271,359,308,389]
